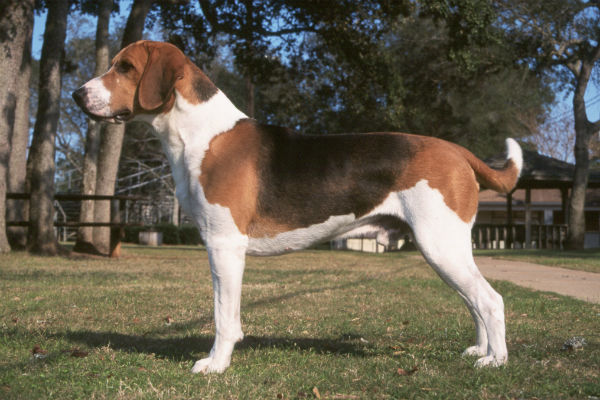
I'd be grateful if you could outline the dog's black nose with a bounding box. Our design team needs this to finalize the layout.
[72,86,86,108]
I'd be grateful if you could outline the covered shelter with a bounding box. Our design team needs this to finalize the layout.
[482,150,600,249]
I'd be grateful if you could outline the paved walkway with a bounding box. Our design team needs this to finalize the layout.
[475,256,600,304]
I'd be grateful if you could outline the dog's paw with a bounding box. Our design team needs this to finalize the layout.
[191,357,230,374]
[474,355,507,368]
[462,345,487,357]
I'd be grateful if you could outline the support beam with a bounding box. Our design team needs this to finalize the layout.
[525,187,532,249]
[560,187,569,225]
[506,189,514,249]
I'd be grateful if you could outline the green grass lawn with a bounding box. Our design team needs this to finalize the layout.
[1,246,598,399]
[475,249,600,274]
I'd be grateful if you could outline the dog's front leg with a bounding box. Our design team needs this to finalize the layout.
[192,243,246,374]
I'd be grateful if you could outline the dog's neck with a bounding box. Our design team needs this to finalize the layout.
[142,89,247,174]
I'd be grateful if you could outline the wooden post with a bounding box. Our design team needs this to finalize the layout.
[506,190,514,249]
[525,187,532,249]
[109,199,123,258]
[560,187,569,225]
[172,194,179,226]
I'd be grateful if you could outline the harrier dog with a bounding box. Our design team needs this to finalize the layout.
[73,40,521,373]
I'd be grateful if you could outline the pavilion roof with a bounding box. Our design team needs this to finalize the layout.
[486,149,600,189]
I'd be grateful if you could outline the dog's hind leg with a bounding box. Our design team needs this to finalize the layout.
[398,183,508,367]
[412,220,507,366]
[192,240,246,374]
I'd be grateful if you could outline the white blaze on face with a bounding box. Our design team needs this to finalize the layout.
[80,76,113,117]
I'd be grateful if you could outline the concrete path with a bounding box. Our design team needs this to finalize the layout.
[475,256,600,304]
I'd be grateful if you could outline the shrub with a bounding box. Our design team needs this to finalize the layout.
[152,223,180,245]
[124,226,145,243]
[123,223,202,245]
[179,224,202,245]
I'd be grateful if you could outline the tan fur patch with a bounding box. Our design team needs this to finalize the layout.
[199,125,482,238]
[199,124,261,235]
[99,41,214,117]
[395,136,479,223]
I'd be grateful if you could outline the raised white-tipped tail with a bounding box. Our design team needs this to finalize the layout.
[505,138,523,177]
[458,137,523,193]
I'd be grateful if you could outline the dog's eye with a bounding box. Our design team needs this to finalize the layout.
[116,61,134,73]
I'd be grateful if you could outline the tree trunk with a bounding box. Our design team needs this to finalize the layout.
[0,0,35,253]
[566,127,591,250]
[27,0,69,255]
[74,0,112,254]
[565,52,600,250]
[7,8,34,249]
[92,0,153,255]
[245,75,254,117]
[92,123,126,255]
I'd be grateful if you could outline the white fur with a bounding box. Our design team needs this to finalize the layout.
[130,88,508,373]
[245,181,508,367]
[136,90,251,373]
[395,181,507,366]
[248,214,356,255]
[80,77,113,117]
[505,138,523,175]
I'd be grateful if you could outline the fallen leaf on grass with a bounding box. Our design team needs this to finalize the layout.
[397,366,419,376]
[312,386,321,399]
[62,348,89,358]
[32,345,48,357]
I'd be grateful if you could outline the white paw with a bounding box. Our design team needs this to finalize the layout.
[462,345,487,357]
[191,357,230,374]
[474,355,507,368]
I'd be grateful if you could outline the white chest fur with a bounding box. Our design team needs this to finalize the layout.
[136,90,247,246]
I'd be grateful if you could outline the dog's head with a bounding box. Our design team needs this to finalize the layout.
[72,40,187,123]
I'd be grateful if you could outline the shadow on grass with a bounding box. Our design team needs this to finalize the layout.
[145,271,406,337]
[51,276,393,361]
[49,275,402,362]
[55,330,373,362]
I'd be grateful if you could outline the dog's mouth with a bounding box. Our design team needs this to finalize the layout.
[113,110,133,123]
[83,109,132,124]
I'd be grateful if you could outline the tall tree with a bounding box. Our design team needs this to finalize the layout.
[0,0,35,253]
[159,0,547,158]
[92,0,153,255]
[498,0,600,249]
[6,4,35,249]
[160,0,410,116]
[74,0,114,254]
[27,0,70,255]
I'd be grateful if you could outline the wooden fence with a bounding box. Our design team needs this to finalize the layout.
[472,224,567,250]
[6,192,148,257]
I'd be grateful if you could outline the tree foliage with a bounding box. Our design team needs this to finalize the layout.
[497,0,600,249]
[152,0,550,157]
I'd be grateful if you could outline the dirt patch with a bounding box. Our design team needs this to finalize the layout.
[475,256,600,304]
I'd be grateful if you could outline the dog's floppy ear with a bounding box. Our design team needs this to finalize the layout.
[137,45,184,111]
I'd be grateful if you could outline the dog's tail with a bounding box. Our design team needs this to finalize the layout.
[460,138,523,193]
